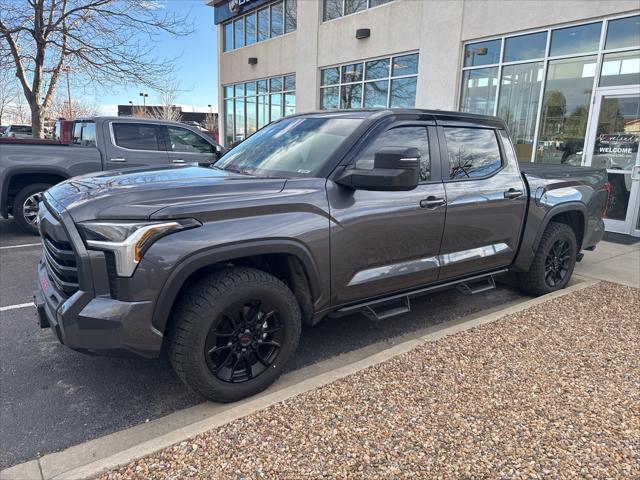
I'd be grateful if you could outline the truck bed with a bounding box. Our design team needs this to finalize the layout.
[519,162,606,179]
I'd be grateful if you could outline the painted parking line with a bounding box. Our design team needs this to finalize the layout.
[0,242,41,250]
[0,303,34,312]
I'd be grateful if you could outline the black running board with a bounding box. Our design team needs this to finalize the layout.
[333,269,507,322]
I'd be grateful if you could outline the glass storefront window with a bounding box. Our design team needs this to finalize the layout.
[592,95,640,171]
[605,15,640,50]
[222,0,296,52]
[460,67,498,115]
[322,0,393,21]
[550,22,601,56]
[535,56,597,164]
[320,52,418,110]
[223,75,296,146]
[503,32,547,62]
[497,62,544,162]
[363,80,389,107]
[464,39,501,67]
[600,50,640,87]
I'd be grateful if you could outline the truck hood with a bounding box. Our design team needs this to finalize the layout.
[46,166,287,222]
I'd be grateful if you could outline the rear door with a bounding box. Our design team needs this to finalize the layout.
[328,120,446,305]
[105,121,170,169]
[163,125,218,167]
[437,125,527,280]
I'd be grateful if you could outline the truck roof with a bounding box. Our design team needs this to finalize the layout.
[290,108,506,129]
[78,116,195,128]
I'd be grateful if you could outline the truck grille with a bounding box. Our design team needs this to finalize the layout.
[43,235,79,296]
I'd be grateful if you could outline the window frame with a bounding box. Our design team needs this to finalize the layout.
[458,13,640,164]
[319,51,419,110]
[321,0,395,23]
[437,126,505,182]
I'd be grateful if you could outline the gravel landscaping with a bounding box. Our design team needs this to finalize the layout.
[101,282,639,479]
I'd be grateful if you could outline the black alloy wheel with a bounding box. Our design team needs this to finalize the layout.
[544,239,571,288]
[204,299,285,383]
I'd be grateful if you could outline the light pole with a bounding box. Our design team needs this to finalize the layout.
[139,92,148,109]
[63,66,72,118]
[208,104,212,114]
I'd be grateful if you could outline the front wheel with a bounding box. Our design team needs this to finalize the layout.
[13,183,52,235]
[169,267,301,403]
[518,222,577,296]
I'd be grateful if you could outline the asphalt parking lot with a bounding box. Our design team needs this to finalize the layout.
[0,217,527,470]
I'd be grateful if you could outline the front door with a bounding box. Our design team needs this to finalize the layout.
[585,89,640,237]
[328,123,446,305]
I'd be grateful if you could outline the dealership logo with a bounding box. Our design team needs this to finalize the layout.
[229,0,254,14]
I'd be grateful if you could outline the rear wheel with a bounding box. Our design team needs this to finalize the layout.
[13,183,52,235]
[518,222,577,296]
[169,267,301,403]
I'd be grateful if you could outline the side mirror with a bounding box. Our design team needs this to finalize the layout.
[336,147,421,191]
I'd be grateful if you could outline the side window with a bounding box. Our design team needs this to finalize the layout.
[355,126,431,182]
[112,123,161,151]
[443,127,502,179]
[72,121,96,147]
[167,127,214,154]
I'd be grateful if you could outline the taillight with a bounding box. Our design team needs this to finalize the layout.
[602,181,612,219]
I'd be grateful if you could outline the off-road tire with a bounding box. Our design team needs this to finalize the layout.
[169,267,301,403]
[518,221,577,296]
[13,183,52,235]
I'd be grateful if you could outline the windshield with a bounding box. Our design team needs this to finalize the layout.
[214,117,363,177]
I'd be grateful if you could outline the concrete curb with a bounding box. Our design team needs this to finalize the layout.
[1,277,598,480]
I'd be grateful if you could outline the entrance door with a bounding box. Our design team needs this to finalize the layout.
[585,89,640,237]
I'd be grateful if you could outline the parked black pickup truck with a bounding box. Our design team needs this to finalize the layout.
[34,109,608,402]
[0,116,223,233]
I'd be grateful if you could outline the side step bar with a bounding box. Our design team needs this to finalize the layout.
[334,269,507,322]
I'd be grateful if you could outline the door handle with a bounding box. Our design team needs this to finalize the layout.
[110,157,126,163]
[420,196,446,209]
[504,188,524,199]
[171,159,186,164]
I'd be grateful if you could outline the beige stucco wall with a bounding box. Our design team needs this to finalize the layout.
[216,0,639,138]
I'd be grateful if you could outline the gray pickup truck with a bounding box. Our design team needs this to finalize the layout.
[34,109,608,402]
[0,116,223,233]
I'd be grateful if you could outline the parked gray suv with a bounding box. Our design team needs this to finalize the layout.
[35,109,608,402]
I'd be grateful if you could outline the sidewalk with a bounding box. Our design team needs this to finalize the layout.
[99,281,639,480]
[575,240,639,288]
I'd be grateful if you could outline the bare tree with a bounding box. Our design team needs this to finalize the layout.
[204,112,218,135]
[0,0,192,137]
[49,96,100,119]
[149,79,182,122]
[7,94,31,124]
[131,105,150,118]
[0,68,19,124]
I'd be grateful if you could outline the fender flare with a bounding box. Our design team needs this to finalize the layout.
[151,239,323,333]
[532,202,587,251]
[1,167,69,217]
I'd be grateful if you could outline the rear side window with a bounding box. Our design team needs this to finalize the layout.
[167,127,214,153]
[443,127,502,179]
[112,123,161,151]
[355,126,431,182]
[72,121,96,147]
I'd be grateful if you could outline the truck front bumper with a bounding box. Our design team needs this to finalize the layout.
[34,197,163,358]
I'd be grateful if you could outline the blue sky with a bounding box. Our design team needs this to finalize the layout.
[93,0,218,115]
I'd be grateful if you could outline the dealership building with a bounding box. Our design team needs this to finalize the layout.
[209,0,640,237]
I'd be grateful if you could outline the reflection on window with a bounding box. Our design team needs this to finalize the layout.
[355,126,431,181]
[460,67,498,115]
[550,22,601,56]
[535,56,597,164]
[591,96,640,172]
[605,15,640,50]
[444,128,502,179]
[503,32,547,62]
[223,74,296,146]
[320,53,418,110]
[222,0,296,52]
[600,50,640,87]
[464,39,501,67]
[113,124,160,151]
[497,62,543,162]
[167,127,213,153]
[323,0,393,21]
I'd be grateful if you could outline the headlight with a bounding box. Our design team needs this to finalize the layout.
[78,219,200,277]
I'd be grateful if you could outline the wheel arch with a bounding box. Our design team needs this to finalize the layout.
[534,203,586,251]
[152,240,322,334]
[1,168,69,217]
